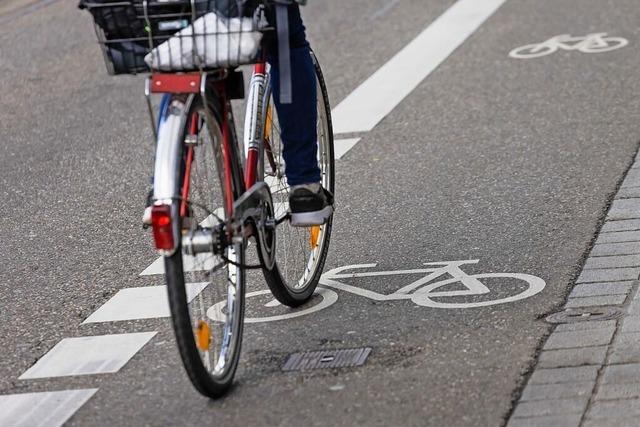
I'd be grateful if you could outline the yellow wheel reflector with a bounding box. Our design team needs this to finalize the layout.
[310,226,321,249]
[195,320,211,351]
[264,105,273,139]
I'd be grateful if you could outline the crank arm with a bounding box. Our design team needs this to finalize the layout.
[232,182,273,227]
[183,183,274,257]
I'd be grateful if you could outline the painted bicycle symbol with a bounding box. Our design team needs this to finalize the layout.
[208,260,546,323]
[509,33,628,59]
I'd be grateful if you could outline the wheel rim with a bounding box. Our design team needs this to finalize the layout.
[263,76,333,293]
[181,106,242,379]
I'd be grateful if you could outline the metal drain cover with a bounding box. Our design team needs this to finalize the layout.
[546,307,625,324]
[282,347,372,372]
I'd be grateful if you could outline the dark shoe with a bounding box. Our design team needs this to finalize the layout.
[289,183,334,227]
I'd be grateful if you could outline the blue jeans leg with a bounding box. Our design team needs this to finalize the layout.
[267,7,321,186]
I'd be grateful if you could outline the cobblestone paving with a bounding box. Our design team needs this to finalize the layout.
[508,156,640,427]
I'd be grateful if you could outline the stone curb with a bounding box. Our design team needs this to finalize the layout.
[507,151,640,427]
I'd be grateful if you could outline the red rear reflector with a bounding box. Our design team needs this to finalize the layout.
[150,73,201,94]
[151,205,175,251]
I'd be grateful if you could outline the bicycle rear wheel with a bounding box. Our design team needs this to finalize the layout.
[261,52,335,306]
[162,94,245,398]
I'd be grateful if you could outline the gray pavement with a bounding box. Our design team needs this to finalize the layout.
[2,0,640,425]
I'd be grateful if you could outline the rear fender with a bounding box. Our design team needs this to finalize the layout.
[153,95,195,255]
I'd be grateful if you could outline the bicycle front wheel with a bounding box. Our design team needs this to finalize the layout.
[261,51,335,306]
[162,94,245,398]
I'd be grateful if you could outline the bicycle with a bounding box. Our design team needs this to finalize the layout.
[509,32,628,59]
[81,0,334,398]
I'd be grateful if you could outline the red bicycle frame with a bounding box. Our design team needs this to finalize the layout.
[151,62,267,224]
[243,61,267,191]
[150,72,234,220]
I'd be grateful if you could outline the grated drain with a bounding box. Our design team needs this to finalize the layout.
[282,347,372,372]
[545,307,625,324]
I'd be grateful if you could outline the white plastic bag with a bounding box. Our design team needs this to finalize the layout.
[145,12,263,70]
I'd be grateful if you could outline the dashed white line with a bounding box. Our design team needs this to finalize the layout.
[19,333,157,379]
[0,389,98,427]
[140,252,218,276]
[334,138,361,159]
[82,283,209,323]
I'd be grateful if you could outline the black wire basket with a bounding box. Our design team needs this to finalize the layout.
[80,0,270,75]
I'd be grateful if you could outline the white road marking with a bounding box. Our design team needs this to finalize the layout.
[82,283,209,323]
[264,174,285,189]
[140,253,218,276]
[264,299,281,308]
[0,389,98,427]
[201,210,224,226]
[207,288,338,323]
[509,33,629,59]
[176,259,545,324]
[331,0,507,135]
[19,333,157,379]
[139,257,164,276]
[320,262,546,309]
[274,201,289,218]
[334,138,361,160]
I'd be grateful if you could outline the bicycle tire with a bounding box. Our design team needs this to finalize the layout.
[163,93,246,398]
[260,51,335,306]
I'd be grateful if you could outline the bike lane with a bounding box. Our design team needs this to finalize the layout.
[2,0,640,426]
[219,0,640,424]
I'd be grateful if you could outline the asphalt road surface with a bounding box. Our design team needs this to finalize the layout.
[2,0,640,425]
